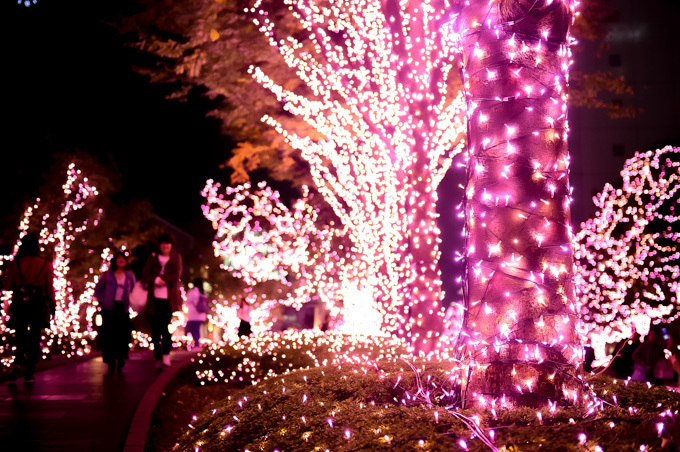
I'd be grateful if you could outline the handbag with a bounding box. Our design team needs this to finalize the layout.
[129,281,148,313]
[196,293,209,314]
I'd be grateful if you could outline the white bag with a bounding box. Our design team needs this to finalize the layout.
[129,281,148,313]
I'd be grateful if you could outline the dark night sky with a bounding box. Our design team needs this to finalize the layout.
[3,0,234,236]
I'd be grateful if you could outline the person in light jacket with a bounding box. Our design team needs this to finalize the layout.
[185,278,207,349]
[142,233,182,368]
[94,251,135,373]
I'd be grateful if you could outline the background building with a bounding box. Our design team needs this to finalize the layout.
[570,0,680,225]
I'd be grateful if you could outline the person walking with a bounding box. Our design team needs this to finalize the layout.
[185,278,208,349]
[237,297,252,337]
[632,329,665,382]
[142,233,182,369]
[2,233,55,382]
[94,251,135,373]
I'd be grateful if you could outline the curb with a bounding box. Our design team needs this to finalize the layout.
[123,351,196,452]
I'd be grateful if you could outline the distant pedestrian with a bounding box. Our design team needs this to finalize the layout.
[632,329,665,382]
[142,233,182,368]
[94,251,135,373]
[237,297,252,337]
[611,332,640,379]
[668,337,680,387]
[583,345,596,373]
[2,233,55,382]
[185,278,208,349]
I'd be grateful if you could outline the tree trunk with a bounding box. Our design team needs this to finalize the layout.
[457,0,582,408]
[402,174,445,352]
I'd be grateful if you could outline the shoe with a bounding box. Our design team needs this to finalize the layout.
[7,366,22,382]
[24,374,36,383]
[107,361,116,374]
[162,354,171,367]
[156,360,164,370]
[117,360,125,372]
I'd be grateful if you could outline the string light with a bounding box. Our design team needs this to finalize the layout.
[201,179,360,333]
[1,164,102,365]
[452,0,582,407]
[249,0,467,347]
[574,146,680,361]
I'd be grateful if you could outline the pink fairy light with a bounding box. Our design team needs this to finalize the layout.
[452,0,582,407]
[574,146,680,361]
[1,163,102,364]
[249,0,467,347]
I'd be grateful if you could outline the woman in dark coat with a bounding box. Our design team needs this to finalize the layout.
[142,234,182,368]
[237,297,252,337]
[94,251,135,373]
[3,233,55,382]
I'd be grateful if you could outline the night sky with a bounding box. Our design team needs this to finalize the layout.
[3,0,234,236]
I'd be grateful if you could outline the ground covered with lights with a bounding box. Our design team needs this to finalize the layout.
[147,331,680,451]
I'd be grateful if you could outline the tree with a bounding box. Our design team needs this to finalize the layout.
[119,0,314,186]
[0,162,100,356]
[201,179,365,331]
[568,0,639,119]
[121,0,632,186]
[574,146,680,361]
[121,0,638,348]
[1,154,163,359]
[453,0,582,408]
[249,0,468,347]
[30,152,161,293]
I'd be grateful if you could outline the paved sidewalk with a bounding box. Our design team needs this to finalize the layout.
[0,349,192,452]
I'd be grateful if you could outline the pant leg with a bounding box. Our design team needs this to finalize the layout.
[11,300,44,374]
[100,310,113,363]
[160,302,173,355]
[150,300,166,360]
[151,299,173,357]
[186,321,201,346]
[24,318,42,376]
[12,310,30,367]
[112,302,130,361]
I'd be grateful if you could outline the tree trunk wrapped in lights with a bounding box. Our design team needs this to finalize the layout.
[250,0,467,347]
[455,0,582,407]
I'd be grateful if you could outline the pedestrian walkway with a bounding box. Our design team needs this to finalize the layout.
[0,349,192,452]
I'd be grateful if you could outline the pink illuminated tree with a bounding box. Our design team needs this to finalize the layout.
[453,0,582,407]
[574,146,680,359]
[201,179,351,328]
[250,0,467,347]
[1,163,102,360]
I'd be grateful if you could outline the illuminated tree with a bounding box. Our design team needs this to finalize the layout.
[123,0,633,186]
[1,163,102,361]
[201,179,356,332]
[124,0,635,349]
[453,0,582,407]
[120,0,313,186]
[250,0,467,347]
[574,146,680,359]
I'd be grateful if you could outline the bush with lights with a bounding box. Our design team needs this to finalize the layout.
[166,331,679,451]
